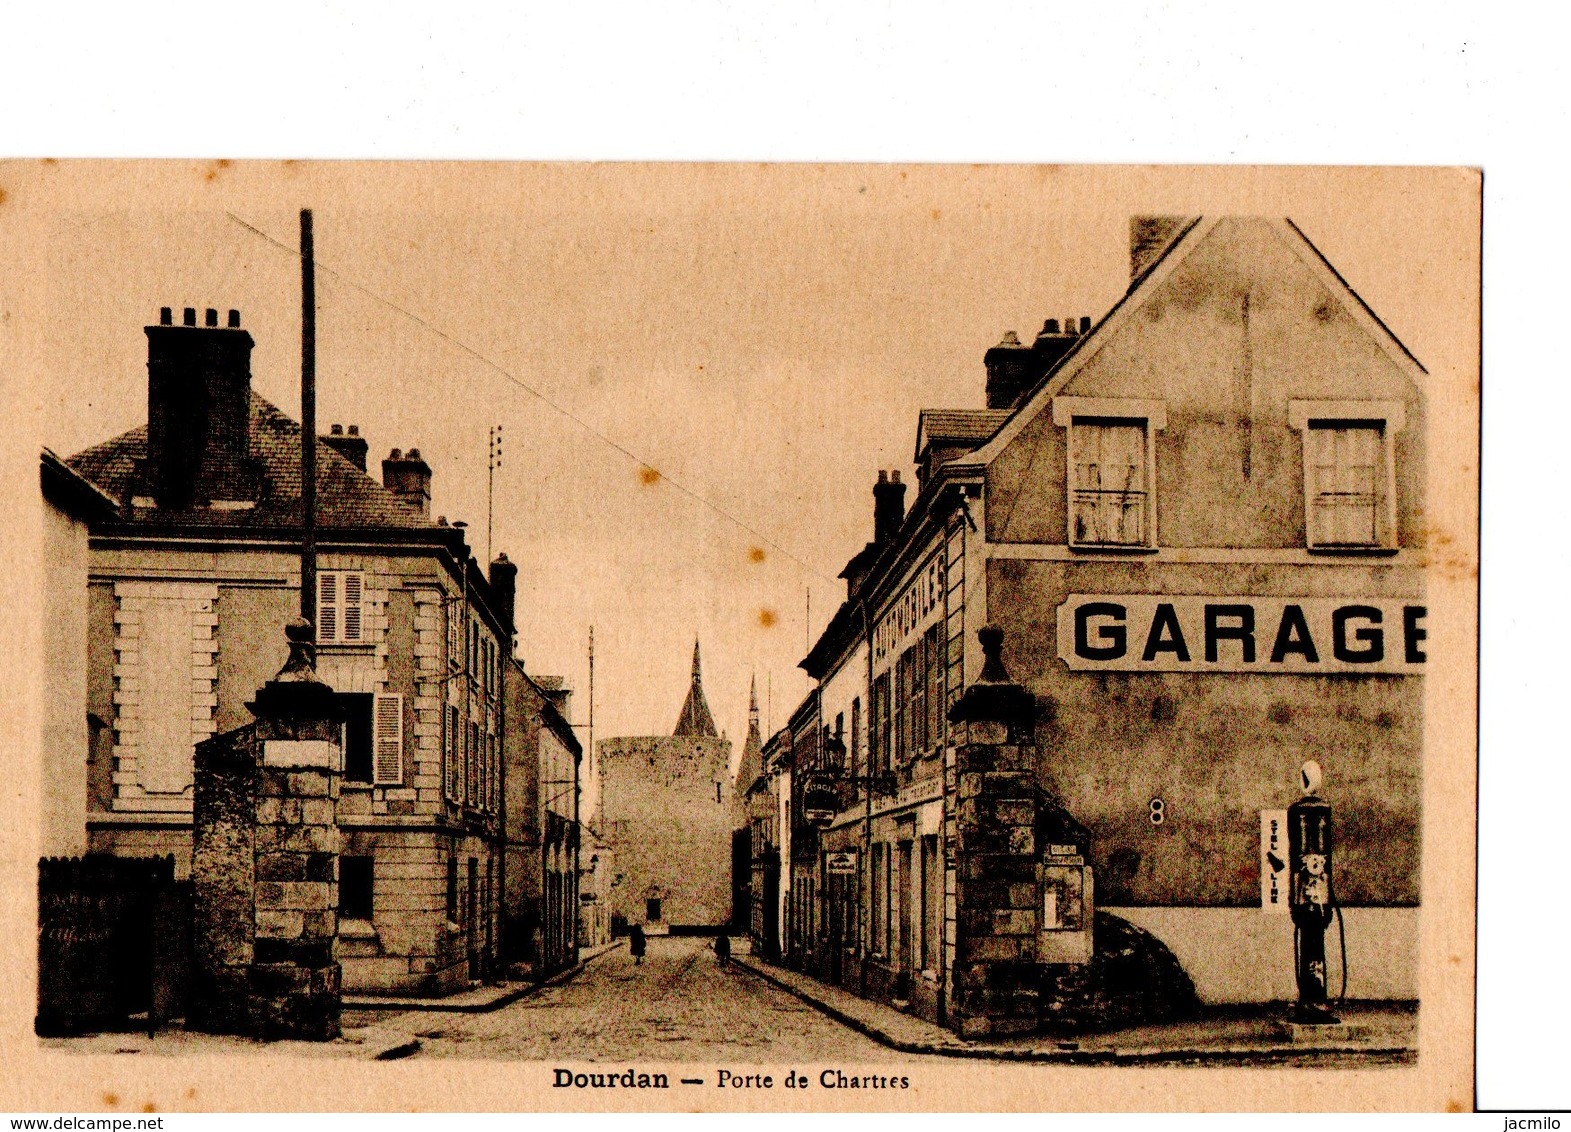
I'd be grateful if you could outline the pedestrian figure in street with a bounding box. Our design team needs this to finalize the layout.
[713,932,730,968]
[629,923,646,965]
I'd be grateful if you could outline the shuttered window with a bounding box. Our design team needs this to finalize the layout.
[1307,425,1382,547]
[467,720,480,805]
[924,625,944,754]
[446,704,461,800]
[316,571,365,643]
[373,692,403,785]
[1070,421,1150,546]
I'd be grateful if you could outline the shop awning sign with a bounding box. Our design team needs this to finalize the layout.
[1056,594,1427,675]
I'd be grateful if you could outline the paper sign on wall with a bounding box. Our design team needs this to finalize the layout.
[1260,808,1289,914]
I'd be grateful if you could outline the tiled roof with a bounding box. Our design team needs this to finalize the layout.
[914,408,1009,460]
[67,392,432,531]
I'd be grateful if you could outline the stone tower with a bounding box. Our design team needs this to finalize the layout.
[598,641,734,932]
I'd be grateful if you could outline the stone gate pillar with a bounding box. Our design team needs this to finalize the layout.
[191,619,342,1040]
[946,626,1047,1038]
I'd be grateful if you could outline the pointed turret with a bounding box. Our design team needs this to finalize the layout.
[673,638,719,737]
[734,675,764,791]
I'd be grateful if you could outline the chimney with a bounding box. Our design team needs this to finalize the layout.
[534,675,572,720]
[984,318,1088,410]
[144,306,255,508]
[1029,316,1081,374]
[320,423,369,471]
[488,552,518,641]
[382,447,432,517]
[873,469,906,544]
[983,331,1034,410]
[1129,216,1195,282]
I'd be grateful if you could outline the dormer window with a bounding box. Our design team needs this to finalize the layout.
[1289,400,1404,552]
[1052,397,1167,550]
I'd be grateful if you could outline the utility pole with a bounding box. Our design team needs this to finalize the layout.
[587,625,595,765]
[805,587,812,692]
[487,424,503,564]
[300,209,317,640]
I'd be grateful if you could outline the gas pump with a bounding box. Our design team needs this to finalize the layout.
[1287,760,1343,1024]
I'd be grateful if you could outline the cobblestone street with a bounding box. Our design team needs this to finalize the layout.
[380,937,926,1062]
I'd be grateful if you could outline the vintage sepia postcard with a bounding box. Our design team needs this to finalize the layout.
[0,162,1480,1112]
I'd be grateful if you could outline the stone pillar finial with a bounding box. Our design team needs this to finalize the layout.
[248,619,335,722]
[976,624,1009,683]
[949,626,1035,735]
[278,617,319,679]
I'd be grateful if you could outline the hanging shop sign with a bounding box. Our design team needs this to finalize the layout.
[825,850,859,875]
[1056,595,1427,675]
[802,774,841,828]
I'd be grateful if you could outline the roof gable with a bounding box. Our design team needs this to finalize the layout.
[970,216,1426,468]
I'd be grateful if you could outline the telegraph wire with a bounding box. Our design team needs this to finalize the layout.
[224,211,837,586]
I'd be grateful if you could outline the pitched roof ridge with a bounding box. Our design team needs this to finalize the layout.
[64,388,438,530]
[247,390,437,524]
[67,422,147,467]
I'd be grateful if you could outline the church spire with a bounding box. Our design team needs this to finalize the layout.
[746,675,761,744]
[673,637,719,738]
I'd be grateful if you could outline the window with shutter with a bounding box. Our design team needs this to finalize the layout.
[447,605,460,670]
[467,720,480,804]
[446,704,461,800]
[1308,425,1381,546]
[317,572,338,642]
[924,624,944,753]
[1070,421,1149,546]
[892,653,909,764]
[342,573,363,641]
[336,693,374,783]
[373,692,403,784]
[316,571,365,643]
[478,723,489,808]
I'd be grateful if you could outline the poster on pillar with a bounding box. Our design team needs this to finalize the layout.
[10,156,1478,1115]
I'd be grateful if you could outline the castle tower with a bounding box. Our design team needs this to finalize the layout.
[598,641,735,932]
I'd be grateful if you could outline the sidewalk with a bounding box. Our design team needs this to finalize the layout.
[343,938,623,1014]
[729,948,1417,1065]
[39,1018,423,1060]
[44,940,626,1060]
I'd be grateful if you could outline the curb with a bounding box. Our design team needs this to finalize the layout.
[729,954,1415,1065]
[729,954,967,1056]
[345,939,624,1015]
